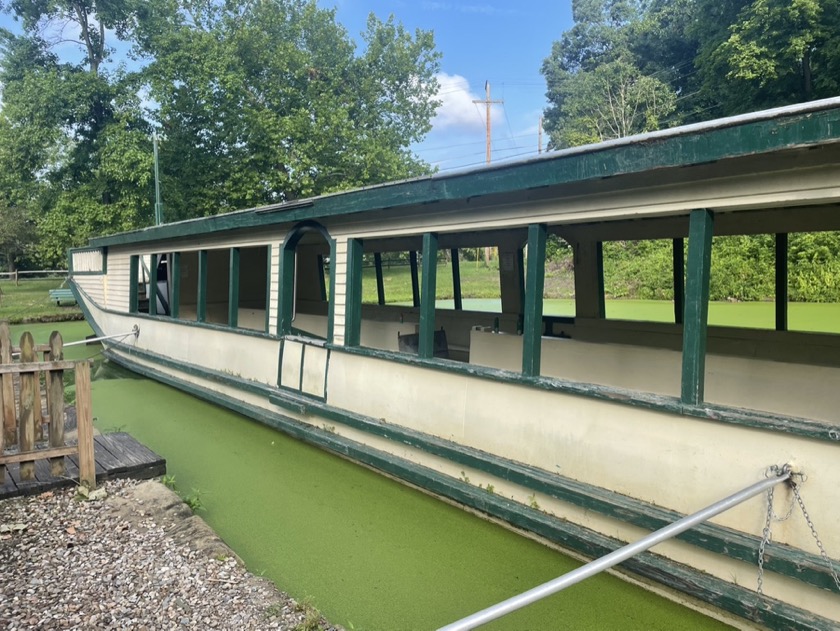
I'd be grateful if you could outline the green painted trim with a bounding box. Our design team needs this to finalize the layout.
[451,248,463,311]
[278,246,295,336]
[317,254,327,302]
[298,343,306,390]
[673,238,685,325]
[265,386,840,596]
[265,245,272,334]
[334,343,840,443]
[73,275,840,445]
[278,221,335,341]
[67,246,108,275]
[229,247,240,328]
[409,251,420,308]
[100,344,840,629]
[374,252,385,305]
[522,224,547,376]
[327,238,337,344]
[596,241,605,319]
[129,255,139,313]
[170,252,181,320]
[681,210,714,404]
[197,250,208,323]
[776,233,788,332]
[345,239,363,347]
[148,253,158,316]
[76,313,838,599]
[90,103,840,249]
[276,338,285,388]
[419,233,439,358]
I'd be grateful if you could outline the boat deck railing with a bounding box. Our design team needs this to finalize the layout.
[437,465,793,631]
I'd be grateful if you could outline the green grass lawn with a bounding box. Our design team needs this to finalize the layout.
[0,278,82,324]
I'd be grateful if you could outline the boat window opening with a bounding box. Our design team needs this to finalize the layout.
[708,234,775,330]
[542,234,575,320]
[603,239,680,323]
[787,230,840,334]
[236,246,270,332]
[133,253,170,316]
[177,251,199,321]
[205,249,231,326]
[288,241,331,339]
[437,246,502,313]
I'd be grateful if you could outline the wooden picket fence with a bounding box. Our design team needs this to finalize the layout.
[0,322,95,489]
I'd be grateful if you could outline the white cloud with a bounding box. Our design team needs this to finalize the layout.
[432,72,503,132]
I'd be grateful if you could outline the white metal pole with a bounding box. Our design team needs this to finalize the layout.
[438,466,792,631]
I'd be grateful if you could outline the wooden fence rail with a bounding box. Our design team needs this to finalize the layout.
[0,322,95,489]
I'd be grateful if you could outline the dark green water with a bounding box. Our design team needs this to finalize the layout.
[14,322,732,630]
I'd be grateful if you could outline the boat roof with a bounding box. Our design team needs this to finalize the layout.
[90,97,840,248]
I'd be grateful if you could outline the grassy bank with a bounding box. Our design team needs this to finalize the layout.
[0,278,82,324]
[363,262,840,334]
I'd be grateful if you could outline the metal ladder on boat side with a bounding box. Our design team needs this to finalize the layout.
[437,465,793,631]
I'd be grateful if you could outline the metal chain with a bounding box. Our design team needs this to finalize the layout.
[790,481,840,593]
[757,467,840,596]
[757,484,774,595]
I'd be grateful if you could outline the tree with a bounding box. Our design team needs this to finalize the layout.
[0,1,153,266]
[697,0,840,113]
[134,0,441,220]
[541,0,676,148]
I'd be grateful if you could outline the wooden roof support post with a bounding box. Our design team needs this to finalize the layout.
[451,248,463,311]
[419,233,439,359]
[522,223,547,377]
[410,251,420,308]
[681,209,714,405]
[228,247,240,328]
[673,238,685,325]
[129,255,139,313]
[197,250,208,324]
[344,239,364,347]
[596,242,606,319]
[374,252,385,306]
[148,253,158,317]
[775,233,788,331]
[170,252,181,320]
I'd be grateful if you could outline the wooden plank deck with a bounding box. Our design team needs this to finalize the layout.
[0,432,165,499]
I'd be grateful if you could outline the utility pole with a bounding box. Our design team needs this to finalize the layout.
[473,81,503,164]
[538,115,543,154]
[153,133,164,226]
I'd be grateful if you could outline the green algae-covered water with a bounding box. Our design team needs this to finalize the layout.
[15,322,732,630]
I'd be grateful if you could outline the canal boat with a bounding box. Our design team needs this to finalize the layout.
[69,98,840,629]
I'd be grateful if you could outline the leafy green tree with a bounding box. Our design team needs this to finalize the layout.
[695,0,840,113]
[541,0,676,147]
[134,0,441,220]
[0,0,153,266]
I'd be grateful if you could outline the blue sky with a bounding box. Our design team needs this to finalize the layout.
[0,1,574,172]
[322,1,574,171]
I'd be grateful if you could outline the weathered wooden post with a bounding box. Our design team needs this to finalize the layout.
[75,360,95,489]
[0,323,15,446]
[18,332,36,480]
[47,332,65,477]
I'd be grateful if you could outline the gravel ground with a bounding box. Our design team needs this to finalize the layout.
[0,478,341,630]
